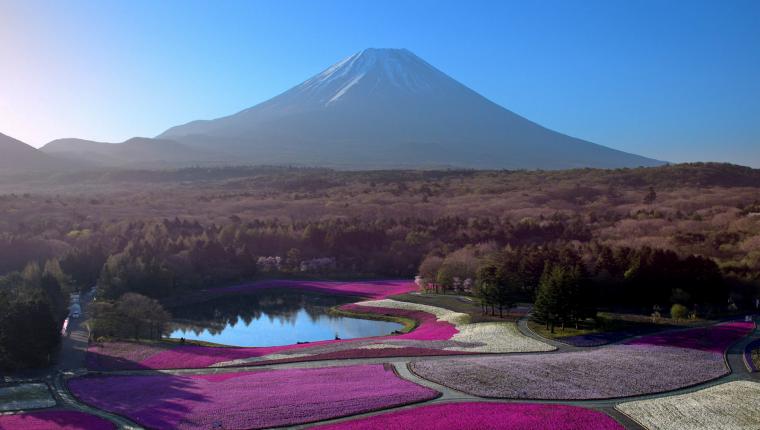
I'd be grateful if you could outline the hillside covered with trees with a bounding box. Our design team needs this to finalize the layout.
[0,162,759,368]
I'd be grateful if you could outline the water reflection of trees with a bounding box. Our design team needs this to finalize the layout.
[168,291,355,336]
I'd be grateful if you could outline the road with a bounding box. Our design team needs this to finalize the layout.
[55,290,94,372]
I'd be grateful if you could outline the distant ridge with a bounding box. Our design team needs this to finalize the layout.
[159,48,664,170]
[41,137,226,168]
[0,132,74,172]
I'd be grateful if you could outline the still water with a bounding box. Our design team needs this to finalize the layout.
[166,290,403,347]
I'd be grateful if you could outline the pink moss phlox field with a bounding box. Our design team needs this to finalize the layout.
[86,341,174,371]
[625,321,755,352]
[217,279,417,299]
[410,321,754,399]
[275,347,471,362]
[339,303,458,340]
[89,338,353,371]
[0,410,114,430]
[68,364,439,430]
[313,403,623,430]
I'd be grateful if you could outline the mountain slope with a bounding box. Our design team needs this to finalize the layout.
[0,132,72,171]
[41,137,226,168]
[160,48,663,169]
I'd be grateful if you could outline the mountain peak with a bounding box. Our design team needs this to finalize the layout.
[294,48,442,105]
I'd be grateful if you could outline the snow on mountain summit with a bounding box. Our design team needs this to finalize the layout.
[295,48,442,105]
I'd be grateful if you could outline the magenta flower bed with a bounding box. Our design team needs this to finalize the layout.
[88,339,348,370]
[265,346,472,364]
[313,402,623,430]
[217,279,417,299]
[625,321,755,352]
[339,304,458,341]
[411,321,753,399]
[0,410,114,430]
[86,341,176,371]
[68,364,438,430]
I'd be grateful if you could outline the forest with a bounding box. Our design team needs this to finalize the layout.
[0,162,759,369]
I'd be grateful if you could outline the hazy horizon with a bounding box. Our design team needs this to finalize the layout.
[1,0,759,167]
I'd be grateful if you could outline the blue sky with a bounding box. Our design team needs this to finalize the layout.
[1,0,758,166]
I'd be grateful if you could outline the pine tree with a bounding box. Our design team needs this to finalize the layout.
[533,264,564,332]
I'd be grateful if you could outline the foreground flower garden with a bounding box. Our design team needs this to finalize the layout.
[409,321,754,399]
[68,364,439,429]
[51,279,759,430]
[0,410,114,430]
[313,403,624,430]
[617,380,760,430]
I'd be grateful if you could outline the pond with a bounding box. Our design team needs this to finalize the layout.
[165,290,404,347]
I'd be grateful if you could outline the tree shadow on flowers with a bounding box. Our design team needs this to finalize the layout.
[67,373,210,430]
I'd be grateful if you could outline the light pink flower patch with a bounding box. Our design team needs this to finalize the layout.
[313,402,624,430]
[68,364,439,430]
[410,321,755,399]
[0,410,114,430]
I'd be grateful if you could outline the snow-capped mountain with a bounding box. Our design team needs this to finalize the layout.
[160,48,662,169]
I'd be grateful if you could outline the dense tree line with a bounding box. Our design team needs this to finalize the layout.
[0,262,69,370]
[419,242,755,328]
